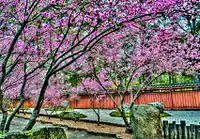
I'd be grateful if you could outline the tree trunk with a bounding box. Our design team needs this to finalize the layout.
[92,106,100,126]
[4,72,27,133]
[0,22,28,132]
[23,76,49,131]
[4,99,25,133]
[118,107,131,132]
[97,109,100,125]
[0,88,7,132]
[0,110,7,132]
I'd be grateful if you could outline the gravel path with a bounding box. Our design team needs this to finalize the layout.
[0,116,52,132]
[0,115,116,139]
[24,108,200,126]
[163,110,200,125]
[73,109,127,125]
[24,108,127,125]
[73,109,200,126]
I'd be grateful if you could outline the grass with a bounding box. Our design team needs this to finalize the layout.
[160,112,171,117]
[109,110,170,118]
[110,110,131,117]
[55,111,87,119]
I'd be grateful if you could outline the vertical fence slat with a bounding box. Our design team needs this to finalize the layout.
[169,123,176,139]
[163,120,200,139]
[187,126,191,139]
[163,120,169,138]
[172,121,177,139]
[181,121,186,139]
[195,125,198,139]
[197,125,200,139]
[168,123,172,139]
[176,124,181,139]
[191,124,195,139]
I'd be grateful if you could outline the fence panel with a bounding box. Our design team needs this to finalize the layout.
[162,120,200,139]
[13,89,200,109]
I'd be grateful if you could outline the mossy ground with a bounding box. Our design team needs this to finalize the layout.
[109,110,170,118]
[56,111,87,119]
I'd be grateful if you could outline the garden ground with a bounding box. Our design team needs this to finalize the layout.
[23,108,200,125]
[14,113,131,139]
[11,109,200,139]
[1,114,125,139]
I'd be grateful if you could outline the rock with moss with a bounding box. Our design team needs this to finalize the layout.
[57,111,87,119]
[0,127,67,139]
[2,132,28,139]
[131,104,162,139]
[148,102,164,113]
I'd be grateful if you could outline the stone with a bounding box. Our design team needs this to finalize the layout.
[131,104,162,139]
[3,132,28,139]
[0,126,67,139]
[148,102,164,113]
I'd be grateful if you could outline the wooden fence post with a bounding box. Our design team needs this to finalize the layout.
[176,124,181,139]
[186,126,191,139]
[191,124,195,138]
[162,120,200,139]
[195,125,198,139]
[197,125,200,139]
[169,123,176,138]
[180,121,186,139]
[172,121,177,138]
[163,120,169,138]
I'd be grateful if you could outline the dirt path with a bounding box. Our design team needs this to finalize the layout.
[16,113,132,139]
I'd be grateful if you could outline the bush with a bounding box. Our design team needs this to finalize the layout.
[56,111,87,119]
[109,110,130,117]
[160,112,170,117]
[109,110,170,118]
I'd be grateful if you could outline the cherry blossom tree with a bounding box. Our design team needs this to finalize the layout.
[1,0,198,132]
[22,0,183,131]
[66,2,200,128]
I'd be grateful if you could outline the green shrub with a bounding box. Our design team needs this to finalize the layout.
[160,112,171,117]
[109,110,170,118]
[110,110,130,117]
[56,111,87,119]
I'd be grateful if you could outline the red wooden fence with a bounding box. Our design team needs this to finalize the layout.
[68,91,200,109]
[67,85,200,109]
[19,86,200,110]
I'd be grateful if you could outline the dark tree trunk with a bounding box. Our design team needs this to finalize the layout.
[118,107,131,132]
[92,108,100,126]
[0,22,27,133]
[4,99,25,133]
[90,97,101,126]
[0,89,7,132]
[97,109,100,125]
[4,64,28,133]
[0,110,7,132]
[23,76,50,131]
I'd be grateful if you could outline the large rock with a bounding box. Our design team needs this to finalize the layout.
[1,132,28,139]
[148,102,164,113]
[0,127,67,139]
[131,104,162,139]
